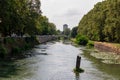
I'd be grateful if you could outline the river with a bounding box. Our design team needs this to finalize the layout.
[0,41,120,80]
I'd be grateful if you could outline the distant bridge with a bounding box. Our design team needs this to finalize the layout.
[0,35,69,44]
[36,35,69,43]
[36,35,57,43]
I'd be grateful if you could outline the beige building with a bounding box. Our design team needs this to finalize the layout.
[63,24,68,31]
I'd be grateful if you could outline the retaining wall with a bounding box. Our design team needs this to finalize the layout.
[94,42,120,55]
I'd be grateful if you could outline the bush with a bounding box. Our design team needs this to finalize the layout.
[25,36,38,44]
[76,35,88,45]
[0,45,7,58]
[12,47,21,55]
[31,36,39,44]
[24,43,31,50]
[87,41,94,48]
[3,38,15,44]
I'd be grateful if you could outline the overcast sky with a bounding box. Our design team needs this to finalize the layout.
[41,0,103,31]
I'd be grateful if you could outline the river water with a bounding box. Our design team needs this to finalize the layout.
[0,41,120,80]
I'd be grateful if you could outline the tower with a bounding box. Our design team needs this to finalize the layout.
[63,24,68,31]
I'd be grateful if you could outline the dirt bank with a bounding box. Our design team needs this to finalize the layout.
[94,42,120,55]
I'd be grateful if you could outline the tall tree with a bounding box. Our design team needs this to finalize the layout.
[71,26,78,38]
[78,0,120,43]
[0,0,57,36]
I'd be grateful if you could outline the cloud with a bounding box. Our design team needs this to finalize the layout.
[54,9,83,18]
[64,9,83,17]
[41,0,103,30]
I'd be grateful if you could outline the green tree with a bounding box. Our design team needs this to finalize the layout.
[63,28,71,36]
[78,0,120,43]
[0,0,57,36]
[71,26,78,38]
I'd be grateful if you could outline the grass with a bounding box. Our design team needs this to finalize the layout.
[111,43,120,48]
[87,40,94,48]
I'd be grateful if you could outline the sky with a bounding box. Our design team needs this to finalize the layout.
[41,0,103,31]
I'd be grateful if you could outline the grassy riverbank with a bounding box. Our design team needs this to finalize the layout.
[71,38,94,48]
[0,36,39,60]
[71,37,120,52]
[71,38,120,64]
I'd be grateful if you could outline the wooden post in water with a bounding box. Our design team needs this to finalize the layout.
[76,55,81,69]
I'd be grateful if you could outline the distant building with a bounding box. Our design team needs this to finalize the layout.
[63,24,68,31]
[63,24,71,36]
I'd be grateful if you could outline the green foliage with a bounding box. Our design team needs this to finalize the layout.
[63,28,71,36]
[87,41,94,48]
[0,0,57,36]
[71,26,78,38]
[0,45,7,59]
[73,68,84,73]
[25,36,38,45]
[78,0,120,43]
[56,30,61,35]
[24,43,31,50]
[0,37,39,60]
[76,35,88,45]
[12,47,21,55]
[3,38,15,44]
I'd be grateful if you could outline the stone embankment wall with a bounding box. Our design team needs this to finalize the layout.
[94,42,120,55]
[0,35,57,60]
[37,35,57,43]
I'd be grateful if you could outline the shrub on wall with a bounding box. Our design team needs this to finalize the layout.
[12,47,21,54]
[0,45,7,59]
[3,38,16,44]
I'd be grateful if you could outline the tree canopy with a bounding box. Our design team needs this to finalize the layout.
[0,0,56,37]
[71,26,78,38]
[78,0,120,43]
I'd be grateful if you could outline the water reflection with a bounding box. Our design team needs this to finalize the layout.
[0,61,18,77]
[75,73,80,80]
[82,49,120,80]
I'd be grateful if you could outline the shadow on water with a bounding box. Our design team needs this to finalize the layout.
[82,49,120,79]
[75,73,80,80]
[0,61,19,78]
[0,50,39,79]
